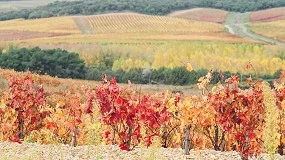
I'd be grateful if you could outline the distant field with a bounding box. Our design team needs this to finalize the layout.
[249,7,285,22]
[0,13,250,44]
[0,17,81,34]
[0,30,68,41]
[250,20,285,42]
[0,0,79,11]
[249,7,285,43]
[0,11,284,75]
[86,13,223,33]
[13,32,251,46]
[168,8,228,23]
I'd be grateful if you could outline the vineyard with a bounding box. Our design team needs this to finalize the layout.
[0,17,81,34]
[249,7,285,22]
[0,2,285,159]
[168,8,228,23]
[7,41,284,76]
[250,20,285,42]
[0,30,67,41]
[87,13,223,33]
[248,7,285,43]
[0,66,285,159]
[0,13,250,50]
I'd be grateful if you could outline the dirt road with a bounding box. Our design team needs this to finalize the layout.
[224,12,285,45]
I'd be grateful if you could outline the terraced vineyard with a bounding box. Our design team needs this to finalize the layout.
[168,8,228,23]
[0,12,249,47]
[87,13,223,33]
[250,7,285,22]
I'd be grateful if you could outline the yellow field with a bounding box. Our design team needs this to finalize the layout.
[11,32,253,46]
[250,20,285,42]
[0,17,81,34]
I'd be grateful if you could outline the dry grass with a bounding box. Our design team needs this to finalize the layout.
[168,8,228,23]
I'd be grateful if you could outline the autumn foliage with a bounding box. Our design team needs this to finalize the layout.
[95,75,171,150]
[0,73,48,142]
[0,68,285,159]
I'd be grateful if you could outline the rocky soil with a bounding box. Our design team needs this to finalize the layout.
[0,142,285,160]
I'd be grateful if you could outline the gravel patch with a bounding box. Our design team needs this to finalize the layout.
[0,142,284,160]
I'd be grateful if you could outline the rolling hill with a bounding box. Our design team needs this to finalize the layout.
[250,7,285,22]
[0,7,284,76]
[249,7,285,43]
[0,0,79,12]
[168,8,228,23]
[0,12,249,45]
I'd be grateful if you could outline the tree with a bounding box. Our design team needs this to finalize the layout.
[0,47,86,79]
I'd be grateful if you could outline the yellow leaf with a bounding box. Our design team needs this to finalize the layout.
[56,100,66,108]
[185,62,193,72]
[0,99,6,109]
[58,127,66,136]
[55,109,64,117]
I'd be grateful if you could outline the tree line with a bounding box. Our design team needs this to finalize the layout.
[0,46,281,85]
[0,0,284,20]
[0,47,86,79]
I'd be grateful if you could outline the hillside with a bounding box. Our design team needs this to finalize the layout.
[1,10,285,76]
[1,1,285,158]
[250,7,285,22]
[0,13,248,44]
[0,0,285,21]
[250,20,285,43]
[0,0,78,12]
[168,8,228,23]
[0,7,284,78]
[0,67,285,160]
[0,17,80,34]
[248,7,285,43]
[81,13,223,33]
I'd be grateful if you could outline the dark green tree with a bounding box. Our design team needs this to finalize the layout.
[0,47,86,79]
